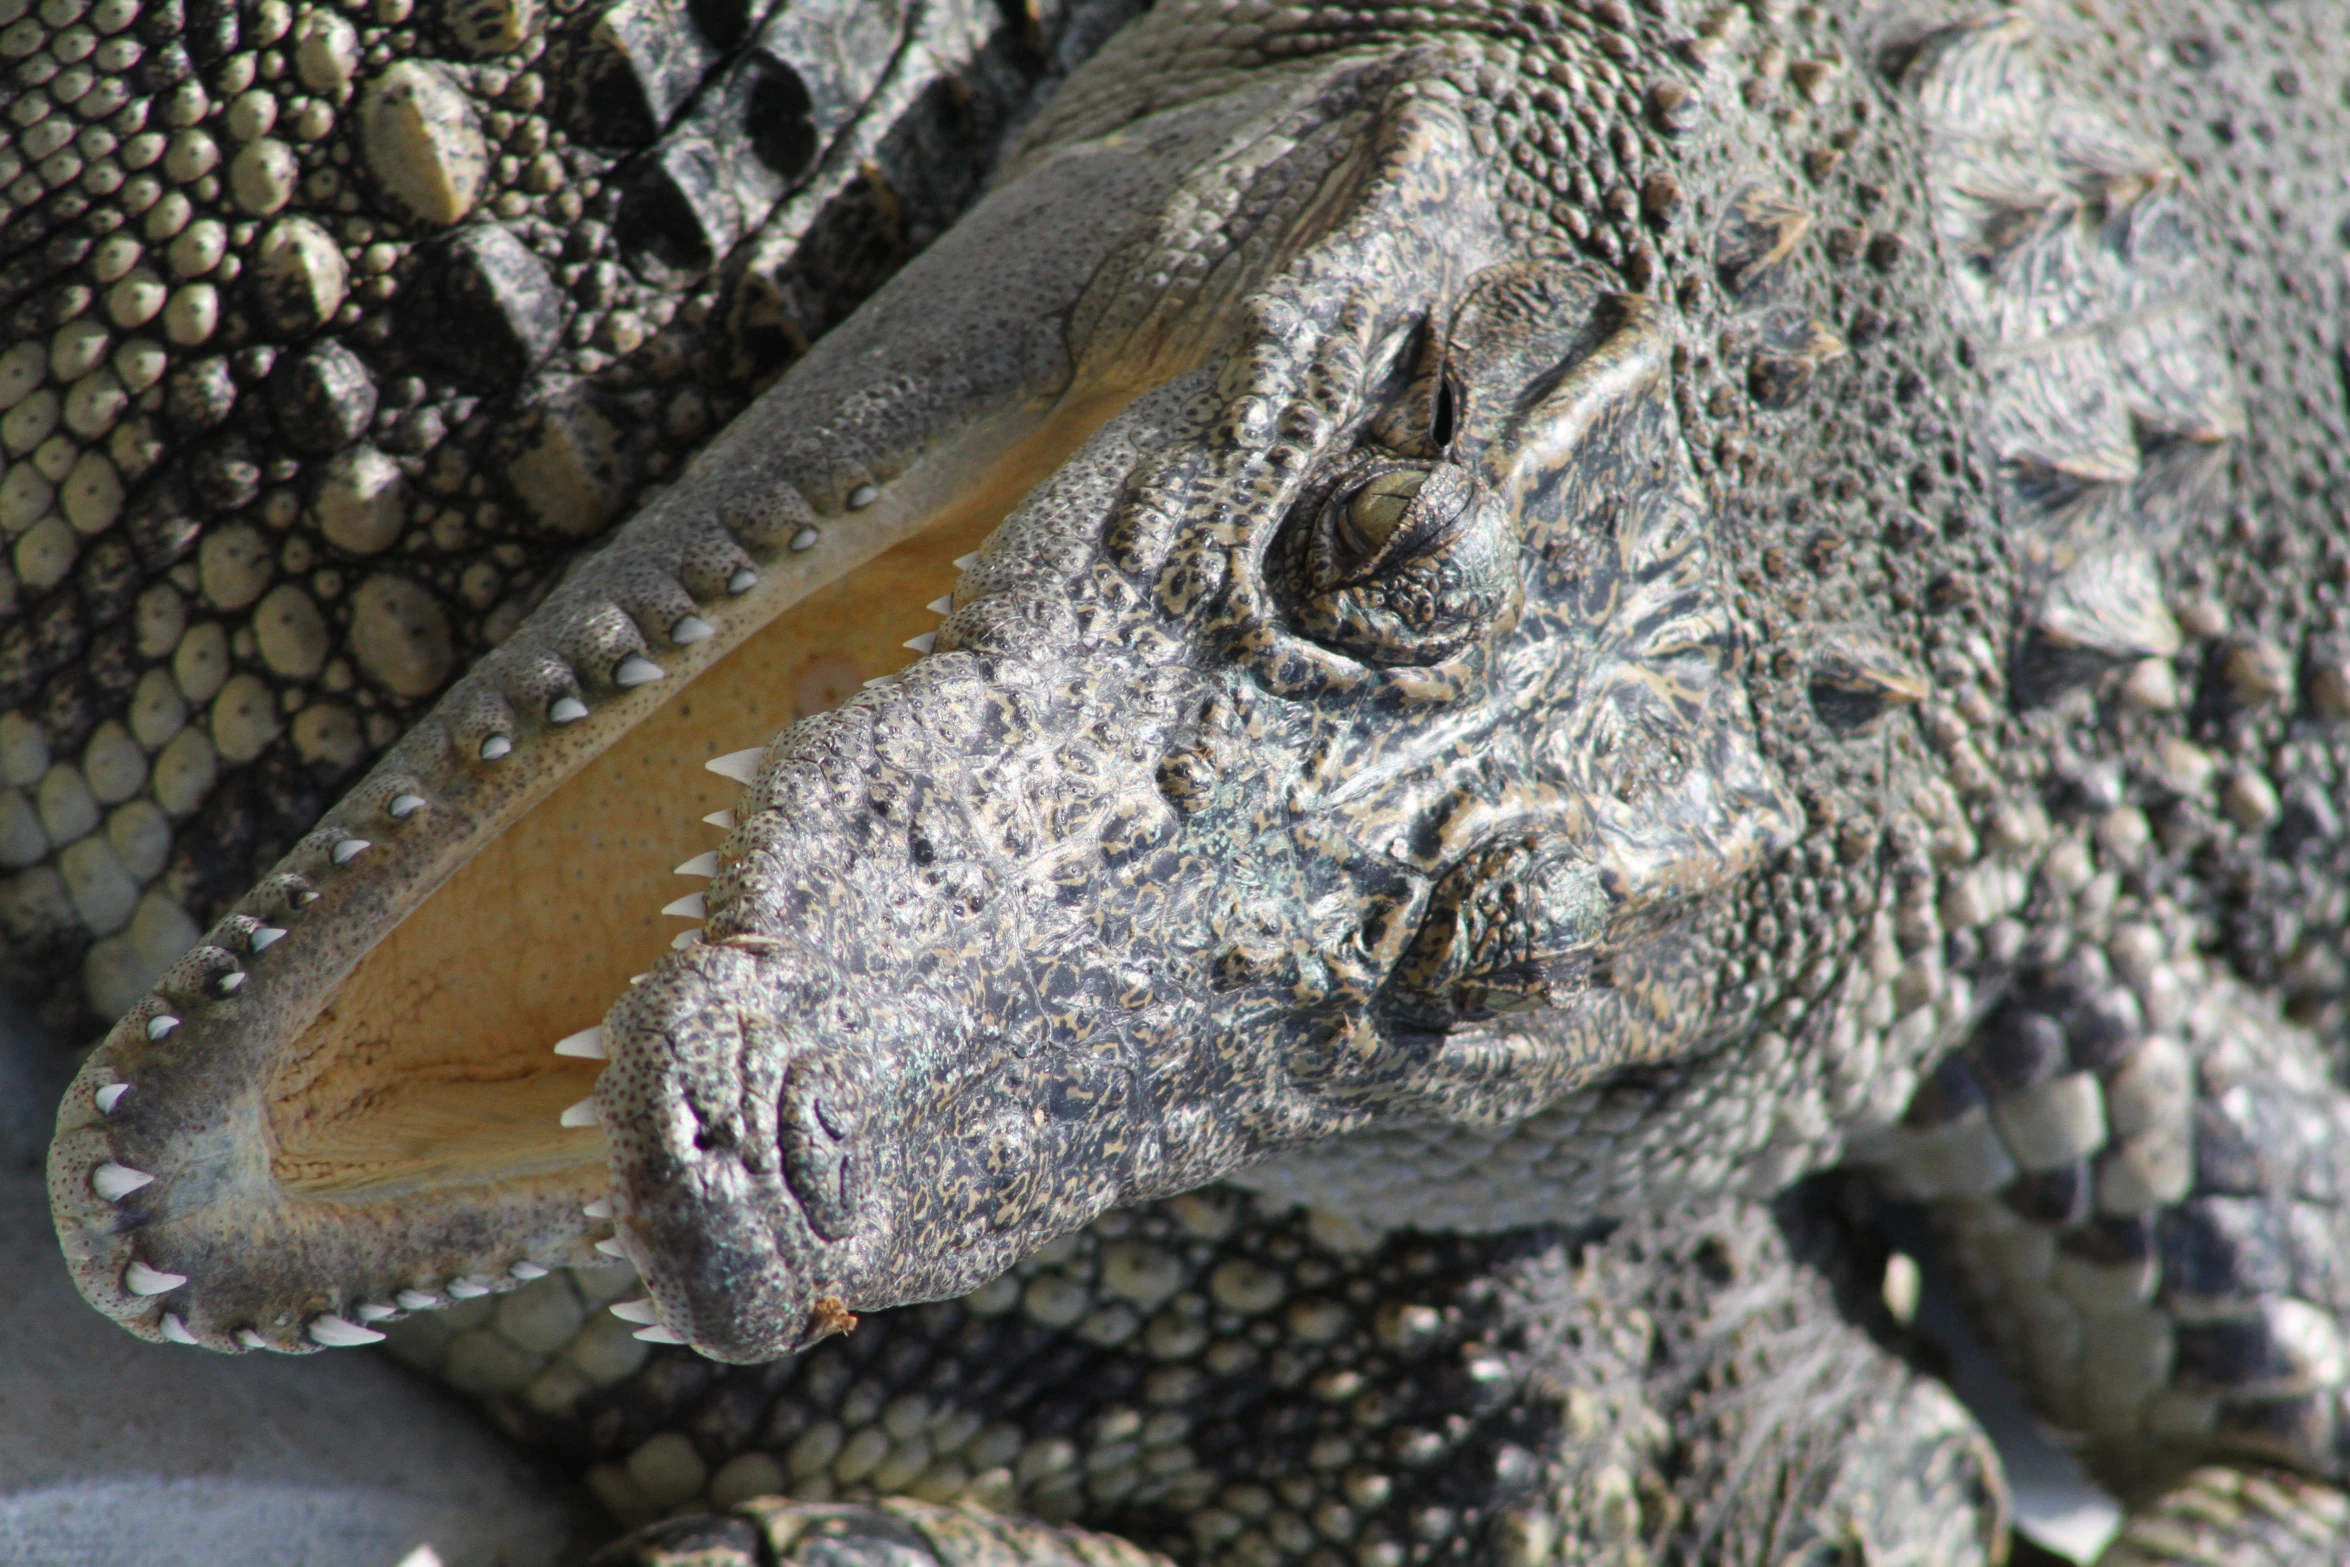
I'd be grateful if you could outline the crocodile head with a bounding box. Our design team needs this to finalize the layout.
[53,43,1797,1361]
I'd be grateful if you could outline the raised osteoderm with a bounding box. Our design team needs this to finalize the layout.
[32,0,2350,1559]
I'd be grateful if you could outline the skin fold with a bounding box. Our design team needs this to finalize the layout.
[20,0,2350,1560]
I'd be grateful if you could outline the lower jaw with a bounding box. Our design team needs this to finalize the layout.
[48,381,1156,1355]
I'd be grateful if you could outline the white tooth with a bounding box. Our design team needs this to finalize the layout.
[703,809,736,830]
[249,926,286,952]
[389,792,427,818]
[510,1261,549,1280]
[309,1313,387,1347]
[213,971,246,995]
[901,632,937,654]
[445,1277,491,1299]
[396,1546,446,1567]
[124,1259,186,1295]
[395,1289,439,1310]
[705,748,764,784]
[553,1025,608,1060]
[727,567,757,594]
[953,553,979,570]
[479,734,513,761]
[671,930,700,949]
[549,696,588,724]
[595,1237,630,1258]
[609,1297,658,1323]
[628,973,647,985]
[160,1313,198,1345]
[582,1197,615,1219]
[237,1329,269,1350]
[614,655,666,687]
[633,1324,689,1344]
[95,1083,129,1113]
[926,596,953,615]
[559,1096,602,1128]
[863,677,891,689]
[675,852,719,878]
[93,1162,154,1200]
[331,838,369,865]
[661,893,706,920]
[355,1302,399,1321]
[145,1014,179,1040]
[672,615,715,645]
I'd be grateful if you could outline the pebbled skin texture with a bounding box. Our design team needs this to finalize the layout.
[399,1179,2009,1564]
[22,0,2350,1561]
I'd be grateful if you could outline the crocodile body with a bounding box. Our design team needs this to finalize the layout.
[18,0,2350,1561]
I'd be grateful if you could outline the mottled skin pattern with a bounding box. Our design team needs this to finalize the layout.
[398,1180,2012,1564]
[21,0,2350,1562]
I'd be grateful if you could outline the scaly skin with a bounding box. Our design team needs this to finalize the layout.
[392,1179,2012,1563]
[25,0,2350,1561]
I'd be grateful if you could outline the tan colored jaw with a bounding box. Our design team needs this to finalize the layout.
[51,379,1148,1352]
[264,498,993,1203]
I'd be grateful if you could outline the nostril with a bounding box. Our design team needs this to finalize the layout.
[779,1065,867,1241]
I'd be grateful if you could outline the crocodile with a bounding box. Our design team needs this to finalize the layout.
[19,0,2350,1560]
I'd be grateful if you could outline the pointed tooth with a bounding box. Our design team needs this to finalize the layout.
[727,567,757,594]
[902,632,937,655]
[249,926,286,953]
[926,596,953,616]
[582,1197,615,1219]
[633,1323,689,1344]
[145,1015,179,1040]
[553,1025,608,1060]
[237,1329,269,1350]
[549,696,588,724]
[671,930,700,950]
[160,1313,198,1345]
[661,893,707,920]
[789,525,820,551]
[355,1302,400,1321]
[445,1277,491,1299]
[614,655,666,687]
[93,1162,154,1200]
[94,1083,128,1113]
[671,615,716,645]
[309,1313,387,1347]
[479,734,513,762]
[389,792,427,818]
[628,973,647,986]
[953,553,979,570]
[595,1237,630,1257]
[705,748,764,785]
[675,852,719,878]
[510,1261,549,1280]
[211,971,245,996]
[124,1259,186,1295]
[609,1297,659,1324]
[703,809,736,830]
[395,1289,439,1310]
[331,838,370,865]
[559,1096,602,1128]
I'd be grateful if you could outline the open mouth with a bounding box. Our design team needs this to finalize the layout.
[49,338,1157,1357]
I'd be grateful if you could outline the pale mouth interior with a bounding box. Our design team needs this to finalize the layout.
[257,389,1145,1207]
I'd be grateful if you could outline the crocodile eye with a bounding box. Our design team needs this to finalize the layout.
[1338,469,1425,558]
[1289,460,1514,667]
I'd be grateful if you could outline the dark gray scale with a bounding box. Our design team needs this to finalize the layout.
[405,1187,2003,1565]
